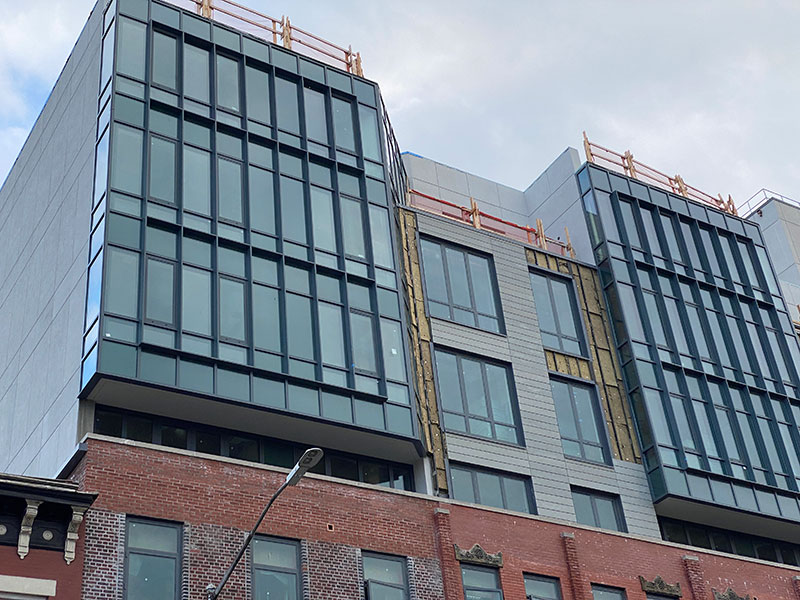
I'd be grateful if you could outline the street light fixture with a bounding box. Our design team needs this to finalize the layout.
[205,447,324,600]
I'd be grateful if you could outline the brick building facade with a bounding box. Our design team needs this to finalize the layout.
[72,436,800,600]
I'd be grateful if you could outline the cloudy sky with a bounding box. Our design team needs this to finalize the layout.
[3,0,800,208]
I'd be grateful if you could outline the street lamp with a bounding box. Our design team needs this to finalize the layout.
[205,447,324,600]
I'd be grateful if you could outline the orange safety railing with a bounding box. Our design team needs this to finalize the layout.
[583,132,737,216]
[163,0,363,75]
[407,189,574,257]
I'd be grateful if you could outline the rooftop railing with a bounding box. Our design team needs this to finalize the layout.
[583,132,737,216]
[407,189,574,257]
[738,188,800,219]
[163,0,363,76]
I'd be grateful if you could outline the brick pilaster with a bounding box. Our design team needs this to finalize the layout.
[682,555,707,600]
[433,507,463,600]
[562,532,591,600]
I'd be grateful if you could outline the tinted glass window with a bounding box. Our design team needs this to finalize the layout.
[551,379,608,463]
[116,18,146,80]
[450,464,533,513]
[184,44,210,103]
[572,488,626,532]
[246,65,270,123]
[218,158,243,223]
[275,76,300,133]
[304,87,328,143]
[530,271,584,355]
[183,146,211,215]
[152,32,177,89]
[332,97,355,150]
[105,246,140,318]
[216,54,240,112]
[110,124,143,195]
[149,137,176,203]
[145,259,174,325]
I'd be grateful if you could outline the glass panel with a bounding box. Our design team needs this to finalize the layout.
[216,54,240,112]
[618,200,641,247]
[341,197,366,259]
[311,186,336,252]
[249,165,275,234]
[149,137,176,203]
[421,240,448,305]
[245,65,270,123]
[572,491,595,526]
[332,97,355,150]
[287,294,314,359]
[127,554,176,600]
[253,570,297,600]
[461,358,488,418]
[280,176,307,244]
[573,385,602,444]
[450,467,475,503]
[116,18,146,80]
[358,104,381,161]
[218,158,243,223]
[128,521,178,552]
[461,566,500,590]
[182,266,211,335]
[445,247,471,308]
[183,146,211,215]
[303,87,328,143]
[525,576,561,600]
[435,351,462,413]
[550,278,579,339]
[253,284,280,353]
[551,379,579,440]
[184,44,210,103]
[105,247,139,317]
[145,259,174,324]
[502,477,530,513]
[474,471,503,509]
[380,319,405,381]
[469,255,497,317]
[364,555,404,585]
[485,364,513,425]
[110,124,143,195]
[531,273,556,336]
[369,205,394,269]
[275,76,300,133]
[253,539,297,568]
[219,278,246,341]
[152,32,177,89]
[319,303,345,367]
[594,496,621,531]
[350,312,376,372]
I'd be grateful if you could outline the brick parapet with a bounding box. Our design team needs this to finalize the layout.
[74,438,800,600]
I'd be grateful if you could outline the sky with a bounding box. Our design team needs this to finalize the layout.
[2,0,800,208]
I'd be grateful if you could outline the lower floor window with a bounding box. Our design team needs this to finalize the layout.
[125,518,181,600]
[524,574,562,600]
[252,537,301,600]
[461,565,503,600]
[363,552,409,599]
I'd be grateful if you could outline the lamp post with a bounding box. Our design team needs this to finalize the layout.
[205,447,324,600]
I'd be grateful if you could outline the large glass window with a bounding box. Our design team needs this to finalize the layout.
[461,565,502,600]
[152,31,177,90]
[105,246,140,318]
[420,239,502,333]
[572,487,626,532]
[182,266,211,336]
[218,158,243,223]
[116,17,146,80]
[216,54,240,112]
[183,146,211,215]
[303,87,329,144]
[450,464,534,513]
[530,271,585,355]
[183,44,210,103]
[110,124,143,196]
[332,97,356,151]
[275,76,300,134]
[524,575,562,600]
[252,537,300,600]
[125,519,181,600]
[434,350,520,443]
[246,65,270,124]
[280,176,307,244]
[145,258,174,325]
[363,553,408,600]
[551,378,609,464]
[149,136,176,203]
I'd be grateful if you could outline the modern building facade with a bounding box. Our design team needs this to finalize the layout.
[3,0,800,597]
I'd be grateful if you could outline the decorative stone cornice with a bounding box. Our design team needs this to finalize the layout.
[713,588,756,600]
[453,543,503,568]
[639,575,681,598]
[17,499,42,559]
[64,506,88,565]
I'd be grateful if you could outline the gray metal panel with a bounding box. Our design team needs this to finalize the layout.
[0,2,103,475]
[415,210,659,535]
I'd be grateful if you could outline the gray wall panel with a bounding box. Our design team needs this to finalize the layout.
[0,2,102,475]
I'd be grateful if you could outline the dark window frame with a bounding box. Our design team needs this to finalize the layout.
[529,267,587,357]
[461,564,503,600]
[419,237,504,334]
[362,551,409,600]
[524,573,562,600]
[449,463,536,514]
[550,376,611,465]
[571,487,627,532]
[124,517,182,600]
[251,535,302,600]
[433,348,522,445]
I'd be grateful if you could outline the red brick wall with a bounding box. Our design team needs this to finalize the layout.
[0,544,84,599]
[75,438,800,600]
